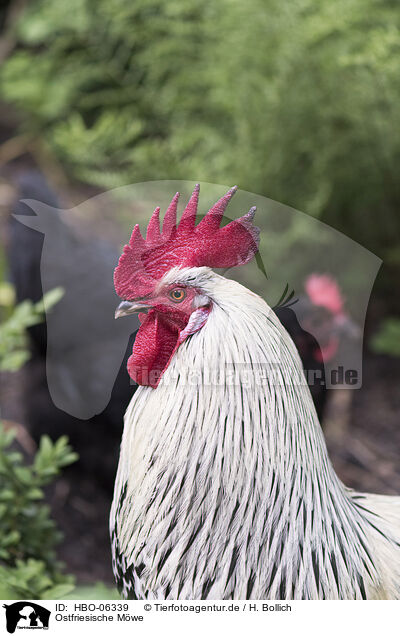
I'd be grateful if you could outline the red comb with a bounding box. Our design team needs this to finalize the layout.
[305,274,344,315]
[114,185,260,299]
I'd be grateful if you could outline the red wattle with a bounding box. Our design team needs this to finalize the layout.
[127,310,181,388]
[314,337,339,363]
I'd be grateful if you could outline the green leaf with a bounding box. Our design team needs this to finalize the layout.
[36,287,65,312]
[2,530,21,547]
[0,350,30,372]
[42,583,75,600]
[0,423,77,599]
[26,488,44,500]
[370,318,400,357]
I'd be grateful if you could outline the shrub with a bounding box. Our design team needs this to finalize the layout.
[0,285,77,599]
[0,425,78,599]
[0,287,64,372]
[1,0,399,307]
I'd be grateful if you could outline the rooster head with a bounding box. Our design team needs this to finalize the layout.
[303,273,360,362]
[114,184,259,387]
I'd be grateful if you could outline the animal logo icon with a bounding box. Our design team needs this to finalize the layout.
[2,602,50,633]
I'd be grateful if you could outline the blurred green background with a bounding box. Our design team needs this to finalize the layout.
[1,0,400,297]
[1,0,399,311]
[0,0,399,599]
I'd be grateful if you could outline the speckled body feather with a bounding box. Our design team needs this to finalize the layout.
[111,268,400,600]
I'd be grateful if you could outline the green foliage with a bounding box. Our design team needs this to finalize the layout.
[63,583,121,600]
[0,0,399,303]
[0,424,78,599]
[0,287,64,371]
[0,284,108,599]
[0,560,74,601]
[0,282,15,314]
[0,0,217,187]
[370,318,400,357]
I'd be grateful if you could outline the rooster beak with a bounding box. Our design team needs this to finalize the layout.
[115,300,150,319]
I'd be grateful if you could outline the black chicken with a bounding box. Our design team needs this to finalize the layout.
[7,171,135,491]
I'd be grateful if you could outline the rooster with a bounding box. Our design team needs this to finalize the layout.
[111,185,400,600]
[275,273,360,420]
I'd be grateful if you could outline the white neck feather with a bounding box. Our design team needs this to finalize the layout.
[112,271,398,599]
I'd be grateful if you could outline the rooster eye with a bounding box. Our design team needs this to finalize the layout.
[169,288,186,303]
